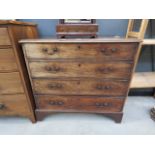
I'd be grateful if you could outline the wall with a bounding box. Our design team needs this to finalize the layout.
[19,19,155,95]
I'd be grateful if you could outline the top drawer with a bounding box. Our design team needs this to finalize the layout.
[24,43,138,61]
[0,28,11,46]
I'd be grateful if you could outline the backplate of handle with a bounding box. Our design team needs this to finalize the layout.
[100,47,117,55]
[48,101,64,106]
[42,47,59,55]
[45,66,61,72]
[48,83,63,89]
[96,67,113,73]
[96,85,112,90]
[95,102,111,107]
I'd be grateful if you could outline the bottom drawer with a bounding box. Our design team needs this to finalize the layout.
[36,95,125,113]
[0,94,30,116]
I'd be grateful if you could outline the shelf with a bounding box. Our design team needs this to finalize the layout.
[131,72,155,88]
[142,39,155,45]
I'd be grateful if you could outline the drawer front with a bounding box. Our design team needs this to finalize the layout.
[29,61,132,79]
[33,79,128,96]
[0,72,24,94]
[0,94,30,116]
[56,25,98,32]
[0,28,11,45]
[0,48,18,72]
[36,95,124,113]
[24,43,138,60]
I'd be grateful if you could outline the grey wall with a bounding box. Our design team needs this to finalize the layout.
[19,19,155,95]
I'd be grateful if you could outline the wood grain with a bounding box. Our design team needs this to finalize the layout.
[29,61,133,79]
[56,24,98,32]
[0,48,18,72]
[0,28,11,45]
[0,22,38,123]
[0,72,24,94]
[33,79,128,96]
[24,43,138,60]
[21,39,140,123]
[19,38,141,43]
[0,94,31,116]
[35,95,124,113]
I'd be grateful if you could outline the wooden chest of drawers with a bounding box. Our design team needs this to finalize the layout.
[0,20,38,122]
[20,38,140,123]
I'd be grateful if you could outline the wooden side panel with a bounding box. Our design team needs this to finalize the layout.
[7,25,38,122]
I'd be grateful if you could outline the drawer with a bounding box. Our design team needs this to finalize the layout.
[36,95,124,113]
[0,94,30,116]
[56,24,98,32]
[29,61,132,79]
[0,72,24,94]
[0,28,11,45]
[33,79,129,96]
[0,48,18,72]
[24,43,138,60]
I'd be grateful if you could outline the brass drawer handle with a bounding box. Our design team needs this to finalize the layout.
[0,103,5,110]
[42,47,59,55]
[96,67,113,73]
[111,47,117,52]
[100,48,109,56]
[45,66,61,72]
[48,83,63,89]
[48,101,64,106]
[96,85,112,90]
[95,102,111,107]
[101,48,117,55]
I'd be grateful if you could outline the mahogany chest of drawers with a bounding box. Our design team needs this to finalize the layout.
[0,20,38,122]
[20,38,140,123]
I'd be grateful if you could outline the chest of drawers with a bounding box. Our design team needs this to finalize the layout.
[0,20,38,122]
[20,38,140,123]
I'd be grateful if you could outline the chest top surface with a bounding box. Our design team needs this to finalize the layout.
[19,38,141,44]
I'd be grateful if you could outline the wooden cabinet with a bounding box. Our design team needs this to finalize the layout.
[0,20,38,123]
[20,38,140,123]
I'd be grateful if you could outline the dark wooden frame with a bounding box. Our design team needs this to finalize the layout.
[56,19,98,38]
[59,19,96,24]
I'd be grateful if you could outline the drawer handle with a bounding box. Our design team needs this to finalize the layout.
[48,101,64,106]
[100,48,110,56]
[111,48,117,52]
[48,83,63,89]
[0,103,5,110]
[95,102,111,107]
[101,48,117,55]
[42,47,59,55]
[96,85,112,90]
[45,66,61,72]
[96,67,113,73]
